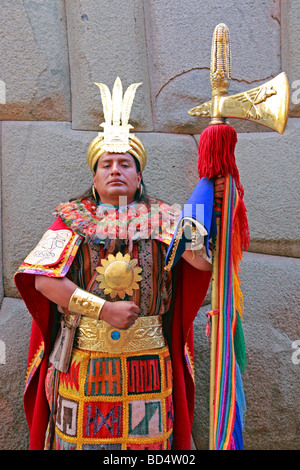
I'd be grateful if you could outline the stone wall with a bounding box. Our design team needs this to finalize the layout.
[0,0,299,450]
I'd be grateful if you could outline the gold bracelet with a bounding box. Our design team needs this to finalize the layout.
[68,288,106,321]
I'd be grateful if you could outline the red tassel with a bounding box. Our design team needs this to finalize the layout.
[198,124,244,199]
[236,198,250,251]
[198,123,250,251]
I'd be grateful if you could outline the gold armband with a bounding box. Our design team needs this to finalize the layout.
[68,288,106,321]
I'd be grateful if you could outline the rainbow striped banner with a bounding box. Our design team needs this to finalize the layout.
[213,173,246,450]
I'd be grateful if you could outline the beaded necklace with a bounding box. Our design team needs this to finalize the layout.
[54,197,180,247]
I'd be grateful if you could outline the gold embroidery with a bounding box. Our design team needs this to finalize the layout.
[25,342,44,385]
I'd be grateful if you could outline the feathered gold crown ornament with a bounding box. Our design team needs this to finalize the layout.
[97,76,141,151]
[87,77,147,173]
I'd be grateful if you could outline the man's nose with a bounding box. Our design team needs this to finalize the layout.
[111,162,121,174]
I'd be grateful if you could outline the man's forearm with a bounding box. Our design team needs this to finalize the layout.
[35,275,77,308]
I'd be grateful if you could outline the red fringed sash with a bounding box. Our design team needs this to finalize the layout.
[198,124,249,450]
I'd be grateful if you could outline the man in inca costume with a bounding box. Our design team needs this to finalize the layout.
[15,77,224,450]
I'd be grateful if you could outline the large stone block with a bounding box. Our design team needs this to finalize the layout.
[195,118,300,257]
[65,0,153,131]
[144,0,281,133]
[0,297,31,450]
[0,0,71,121]
[281,0,300,117]
[235,119,300,257]
[0,124,3,304]
[193,252,300,450]
[2,122,199,297]
[138,132,199,206]
[2,121,95,297]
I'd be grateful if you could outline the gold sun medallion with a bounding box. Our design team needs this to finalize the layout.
[96,252,142,299]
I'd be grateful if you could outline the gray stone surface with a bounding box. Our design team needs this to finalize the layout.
[0,0,298,453]
[65,0,153,131]
[0,0,71,121]
[194,118,300,258]
[0,297,31,450]
[235,119,300,257]
[193,251,300,450]
[281,0,300,117]
[2,251,299,450]
[144,0,281,133]
[2,122,199,297]
[0,123,3,304]
[138,131,199,206]
[2,121,94,297]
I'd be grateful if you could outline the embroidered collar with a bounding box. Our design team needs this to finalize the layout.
[54,197,180,246]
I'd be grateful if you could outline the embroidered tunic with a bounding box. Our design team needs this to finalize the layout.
[15,193,212,451]
[42,197,179,450]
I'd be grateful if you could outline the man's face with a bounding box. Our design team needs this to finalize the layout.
[93,152,142,205]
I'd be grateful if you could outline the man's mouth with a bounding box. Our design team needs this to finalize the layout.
[108,179,125,184]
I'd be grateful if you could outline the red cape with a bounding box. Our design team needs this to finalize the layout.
[15,218,211,450]
[170,260,211,449]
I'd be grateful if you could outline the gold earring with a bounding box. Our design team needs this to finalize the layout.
[92,184,98,201]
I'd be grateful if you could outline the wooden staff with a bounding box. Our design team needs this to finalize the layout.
[188,23,289,449]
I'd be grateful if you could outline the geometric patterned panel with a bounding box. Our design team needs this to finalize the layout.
[53,345,173,450]
[127,354,161,394]
[128,399,162,437]
[83,401,123,439]
[85,357,122,396]
[56,395,78,437]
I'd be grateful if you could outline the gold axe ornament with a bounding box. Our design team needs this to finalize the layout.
[189,24,290,134]
[188,23,290,450]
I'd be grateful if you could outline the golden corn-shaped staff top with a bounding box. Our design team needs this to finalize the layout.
[189,23,290,134]
[210,23,231,124]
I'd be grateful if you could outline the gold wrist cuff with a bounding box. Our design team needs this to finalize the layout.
[68,288,106,321]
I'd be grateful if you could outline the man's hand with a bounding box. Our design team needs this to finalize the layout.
[100,300,140,330]
[214,175,225,199]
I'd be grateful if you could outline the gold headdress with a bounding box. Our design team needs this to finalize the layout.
[87,77,147,173]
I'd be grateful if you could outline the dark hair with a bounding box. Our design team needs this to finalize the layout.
[70,154,150,206]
